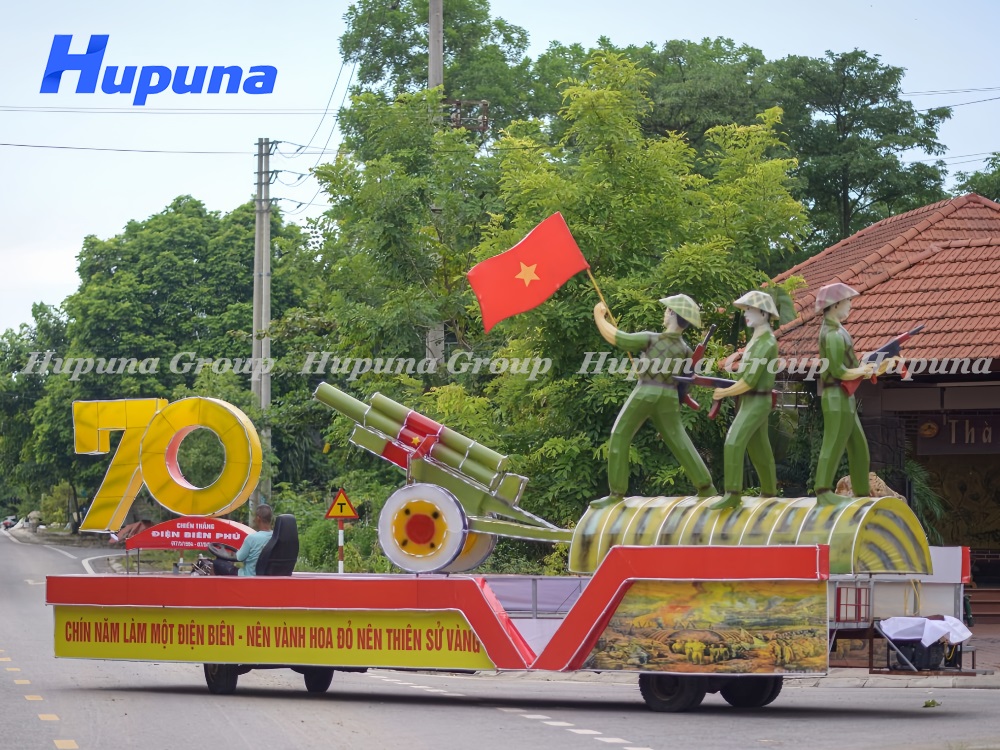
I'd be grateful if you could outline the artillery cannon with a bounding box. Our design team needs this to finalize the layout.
[314,383,571,572]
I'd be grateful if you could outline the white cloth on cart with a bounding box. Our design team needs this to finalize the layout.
[879,616,972,647]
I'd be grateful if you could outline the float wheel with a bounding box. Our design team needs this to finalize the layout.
[378,484,468,573]
[303,667,335,693]
[638,674,706,713]
[203,663,239,695]
[720,676,783,708]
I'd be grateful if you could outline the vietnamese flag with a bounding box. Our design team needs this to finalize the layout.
[467,213,590,332]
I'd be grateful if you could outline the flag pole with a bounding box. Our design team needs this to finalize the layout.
[586,269,635,364]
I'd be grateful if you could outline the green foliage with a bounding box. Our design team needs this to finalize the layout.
[40,480,73,527]
[955,154,1000,202]
[903,455,946,546]
[767,50,950,253]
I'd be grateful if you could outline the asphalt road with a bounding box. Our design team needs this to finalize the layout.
[4,528,1000,750]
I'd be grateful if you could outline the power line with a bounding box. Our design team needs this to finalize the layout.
[0,142,247,154]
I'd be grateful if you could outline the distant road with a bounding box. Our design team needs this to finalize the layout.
[5,529,1000,750]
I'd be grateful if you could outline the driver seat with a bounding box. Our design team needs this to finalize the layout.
[256,514,298,576]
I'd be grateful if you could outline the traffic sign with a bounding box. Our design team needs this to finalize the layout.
[325,488,359,520]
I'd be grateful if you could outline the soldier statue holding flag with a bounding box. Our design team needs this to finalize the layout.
[591,294,718,509]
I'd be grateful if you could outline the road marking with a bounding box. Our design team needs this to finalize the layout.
[25,579,46,585]
[520,714,551,719]
[38,715,59,721]
[54,741,79,749]
[0,657,10,661]
[422,688,448,693]
[544,722,574,727]
[441,692,464,696]
[82,553,126,576]
[595,740,630,745]
[25,695,43,701]
[6,667,21,671]
[568,729,601,735]
[44,545,77,560]
[15,680,30,685]
[2,528,22,544]
[624,747,654,750]
[496,707,528,713]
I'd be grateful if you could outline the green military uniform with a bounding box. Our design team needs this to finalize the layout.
[606,329,716,499]
[815,317,871,504]
[721,331,778,500]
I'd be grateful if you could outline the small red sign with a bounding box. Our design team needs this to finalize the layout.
[325,488,359,520]
[124,517,253,551]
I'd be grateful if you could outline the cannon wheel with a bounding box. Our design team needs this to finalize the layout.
[441,531,497,573]
[719,676,783,708]
[378,484,468,573]
[638,674,706,713]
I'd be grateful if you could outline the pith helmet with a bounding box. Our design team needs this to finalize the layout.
[734,290,778,318]
[659,294,702,328]
[814,282,859,312]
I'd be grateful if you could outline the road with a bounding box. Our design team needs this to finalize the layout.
[3,528,1000,750]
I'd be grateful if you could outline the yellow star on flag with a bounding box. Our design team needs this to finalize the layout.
[411,436,422,446]
[515,262,540,287]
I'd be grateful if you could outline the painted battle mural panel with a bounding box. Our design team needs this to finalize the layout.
[586,580,828,674]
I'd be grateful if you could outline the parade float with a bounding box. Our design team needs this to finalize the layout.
[46,215,979,711]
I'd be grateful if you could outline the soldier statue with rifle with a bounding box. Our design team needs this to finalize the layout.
[709,290,780,511]
[591,295,718,509]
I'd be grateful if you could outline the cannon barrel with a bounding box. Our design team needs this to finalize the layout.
[314,383,508,489]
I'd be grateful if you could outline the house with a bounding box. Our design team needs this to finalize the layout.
[773,194,1000,578]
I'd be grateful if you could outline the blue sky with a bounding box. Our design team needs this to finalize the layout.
[3,0,998,335]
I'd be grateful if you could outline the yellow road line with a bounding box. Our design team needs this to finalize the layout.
[54,742,79,749]
[6,667,20,671]
[15,680,30,684]
[38,714,59,721]
[25,695,43,701]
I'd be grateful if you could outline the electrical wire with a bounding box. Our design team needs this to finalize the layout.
[0,142,247,154]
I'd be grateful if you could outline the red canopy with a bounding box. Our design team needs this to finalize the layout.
[125,517,253,551]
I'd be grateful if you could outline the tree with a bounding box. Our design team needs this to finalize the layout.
[954,154,1000,202]
[767,50,951,253]
[339,0,536,131]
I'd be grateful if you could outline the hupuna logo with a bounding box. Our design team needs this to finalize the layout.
[40,35,277,106]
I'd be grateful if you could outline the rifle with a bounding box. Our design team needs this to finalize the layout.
[840,324,925,396]
[676,373,780,420]
[678,324,716,411]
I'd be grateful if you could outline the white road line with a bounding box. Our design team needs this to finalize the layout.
[44,545,77,560]
[496,708,528,713]
[595,739,630,745]
[624,747,654,750]
[519,714,551,719]
[544,722,574,727]
[567,729,602,735]
[81,553,126,575]
[2,529,22,544]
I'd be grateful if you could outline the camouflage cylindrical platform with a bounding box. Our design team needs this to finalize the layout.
[569,496,931,576]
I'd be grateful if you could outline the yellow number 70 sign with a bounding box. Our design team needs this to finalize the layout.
[73,398,262,532]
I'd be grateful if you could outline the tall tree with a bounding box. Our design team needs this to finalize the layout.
[767,50,951,252]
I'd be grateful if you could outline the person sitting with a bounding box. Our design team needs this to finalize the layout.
[213,504,274,576]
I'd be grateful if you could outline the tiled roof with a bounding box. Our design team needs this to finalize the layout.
[774,194,1000,362]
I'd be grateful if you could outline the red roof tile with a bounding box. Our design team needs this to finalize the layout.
[774,194,1000,364]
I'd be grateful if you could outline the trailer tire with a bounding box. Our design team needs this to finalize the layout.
[638,674,706,712]
[303,667,335,693]
[720,676,782,708]
[204,663,239,695]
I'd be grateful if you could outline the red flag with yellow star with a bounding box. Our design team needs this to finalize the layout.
[467,213,589,333]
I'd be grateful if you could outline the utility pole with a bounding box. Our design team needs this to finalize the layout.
[429,0,443,89]
[426,0,446,364]
[252,137,273,515]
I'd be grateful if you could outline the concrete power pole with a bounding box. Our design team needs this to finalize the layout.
[252,137,273,515]
[426,0,446,363]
